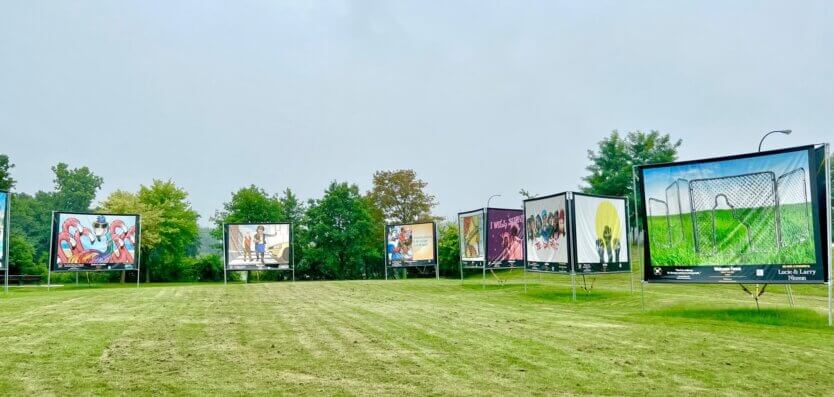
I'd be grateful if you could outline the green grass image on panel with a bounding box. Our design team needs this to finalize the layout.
[647,203,814,266]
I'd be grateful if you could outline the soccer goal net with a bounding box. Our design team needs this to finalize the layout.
[776,167,812,247]
[688,172,778,255]
[647,198,670,248]
[665,179,689,247]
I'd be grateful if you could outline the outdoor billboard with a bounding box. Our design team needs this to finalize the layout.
[224,223,292,271]
[458,209,485,267]
[572,193,631,274]
[0,191,8,270]
[50,212,140,271]
[637,145,829,283]
[486,208,525,268]
[523,193,571,273]
[385,222,437,267]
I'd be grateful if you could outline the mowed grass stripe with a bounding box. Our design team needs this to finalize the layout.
[1,279,834,395]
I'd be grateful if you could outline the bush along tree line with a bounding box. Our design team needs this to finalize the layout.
[0,130,684,283]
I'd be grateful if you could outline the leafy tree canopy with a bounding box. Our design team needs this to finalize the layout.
[582,130,681,222]
[0,154,15,191]
[368,169,437,224]
[437,221,460,277]
[51,163,104,212]
[304,182,377,279]
[99,190,163,252]
[211,185,283,239]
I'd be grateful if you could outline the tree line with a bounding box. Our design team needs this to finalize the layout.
[0,130,685,282]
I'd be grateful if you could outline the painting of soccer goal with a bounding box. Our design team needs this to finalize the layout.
[638,145,828,283]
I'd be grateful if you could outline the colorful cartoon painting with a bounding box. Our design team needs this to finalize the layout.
[53,213,138,270]
[226,223,291,270]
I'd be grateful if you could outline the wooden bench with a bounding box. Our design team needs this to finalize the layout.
[0,275,43,285]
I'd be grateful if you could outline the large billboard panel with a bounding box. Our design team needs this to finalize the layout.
[225,223,292,271]
[573,193,630,273]
[486,208,524,268]
[523,194,571,273]
[458,209,485,266]
[638,145,828,283]
[51,212,140,271]
[386,222,437,267]
[0,191,8,270]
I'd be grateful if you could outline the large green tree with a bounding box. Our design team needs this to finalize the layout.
[0,154,16,191]
[211,185,283,240]
[99,190,163,282]
[582,130,681,222]
[303,182,378,279]
[437,221,460,277]
[7,232,38,275]
[368,169,438,224]
[103,180,199,282]
[51,163,104,212]
[276,188,307,276]
[8,192,54,260]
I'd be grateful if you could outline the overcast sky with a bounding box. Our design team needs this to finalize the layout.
[1,1,832,226]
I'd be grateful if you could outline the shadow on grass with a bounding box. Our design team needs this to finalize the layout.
[460,283,527,292]
[649,306,830,329]
[521,286,624,303]
[458,281,628,304]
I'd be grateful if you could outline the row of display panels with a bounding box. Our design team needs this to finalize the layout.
[0,144,829,284]
[636,144,831,284]
[39,214,293,272]
[458,193,631,274]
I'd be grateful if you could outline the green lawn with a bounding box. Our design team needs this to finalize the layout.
[0,273,833,396]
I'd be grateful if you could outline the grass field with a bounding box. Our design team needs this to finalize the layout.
[647,203,815,265]
[1,270,834,396]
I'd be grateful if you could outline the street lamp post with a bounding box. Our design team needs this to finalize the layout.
[758,129,792,152]
[755,129,793,307]
[483,194,501,288]
[487,194,501,209]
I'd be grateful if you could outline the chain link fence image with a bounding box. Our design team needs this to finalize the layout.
[689,171,778,255]
[776,167,812,247]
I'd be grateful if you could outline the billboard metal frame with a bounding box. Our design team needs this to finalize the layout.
[1,190,9,293]
[484,207,526,270]
[522,192,572,274]
[47,211,142,290]
[571,191,633,276]
[634,143,832,326]
[520,191,633,299]
[222,222,295,284]
[569,192,633,294]
[636,144,828,285]
[458,208,486,270]
[384,221,439,280]
[458,207,525,287]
